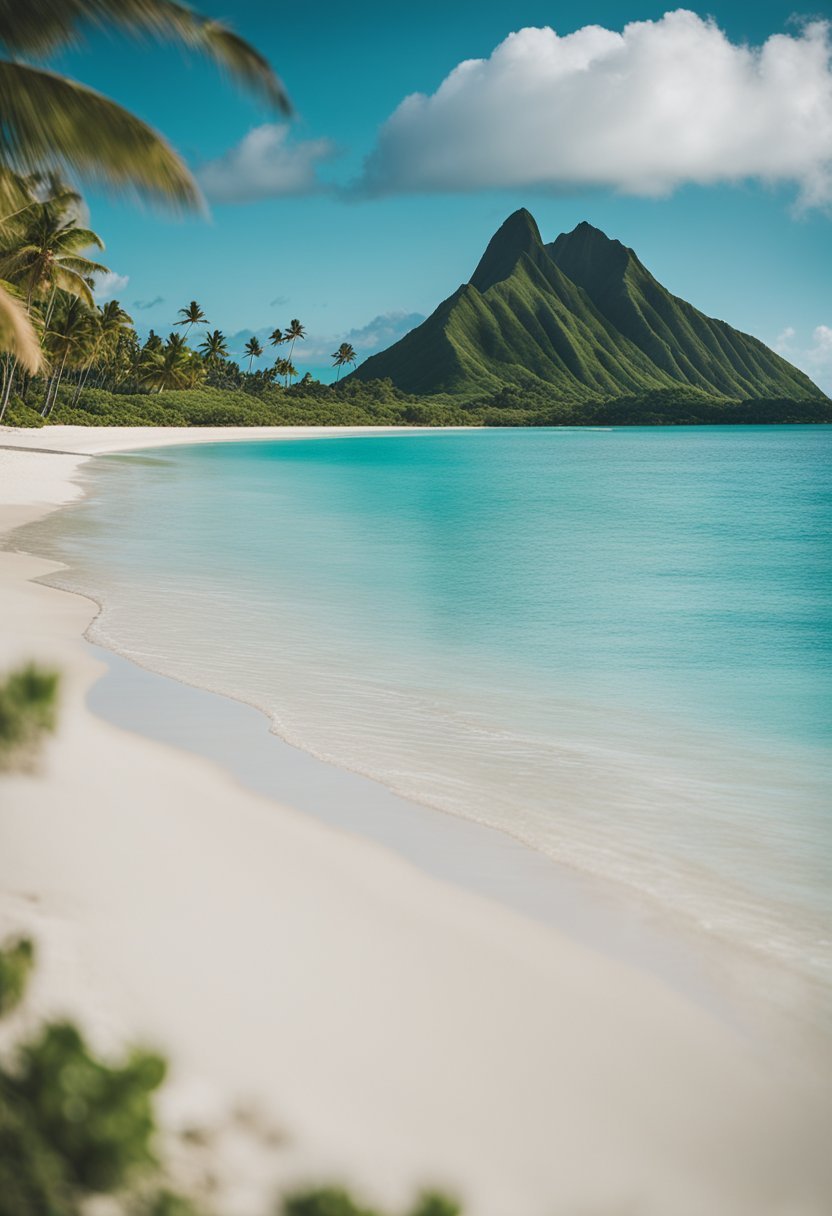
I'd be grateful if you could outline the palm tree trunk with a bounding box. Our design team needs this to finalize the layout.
[44,352,69,417]
[0,356,18,421]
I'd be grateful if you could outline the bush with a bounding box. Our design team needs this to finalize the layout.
[2,402,45,428]
[0,664,60,771]
[6,1022,166,1193]
[0,939,34,1016]
[281,1189,461,1216]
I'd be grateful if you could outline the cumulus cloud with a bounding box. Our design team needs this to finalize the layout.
[774,324,832,394]
[357,11,832,209]
[199,124,337,203]
[94,270,129,301]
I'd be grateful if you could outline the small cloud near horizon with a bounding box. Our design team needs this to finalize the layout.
[226,310,424,369]
[133,296,165,311]
[94,270,129,301]
[353,12,832,213]
[774,324,832,395]
[199,124,338,204]
[270,295,290,308]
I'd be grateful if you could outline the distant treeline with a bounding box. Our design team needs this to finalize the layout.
[5,380,831,430]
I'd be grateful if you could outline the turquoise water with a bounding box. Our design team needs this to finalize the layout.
[21,427,832,986]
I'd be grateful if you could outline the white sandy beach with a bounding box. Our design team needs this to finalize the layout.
[1,425,831,1216]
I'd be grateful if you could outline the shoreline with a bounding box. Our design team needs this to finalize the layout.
[2,426,831,1213]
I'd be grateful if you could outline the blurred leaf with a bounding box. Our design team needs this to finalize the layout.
[0,664,60,771]
[0,938,35,1017]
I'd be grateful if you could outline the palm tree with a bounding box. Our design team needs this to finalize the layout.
[275,356,297,385]
[0,0,290,367]
[284,318,305,383]
[244,336,263,372]
[0,193,107,310]
[175,300,209,339]
[139,334,203,393]
[331,342,357,381]
[269,327,284,350]
[165,331,189,353]
[0,188,108,412]
[41,292,96,415]
[199,328,228,365]
[71,297,132,401]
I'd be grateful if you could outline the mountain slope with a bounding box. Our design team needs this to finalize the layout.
[351,211,823,401]
[547,222,819,400]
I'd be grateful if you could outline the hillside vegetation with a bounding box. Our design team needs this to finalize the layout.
[352,210,824,402]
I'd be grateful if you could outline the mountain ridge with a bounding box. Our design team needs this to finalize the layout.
[351,212,824,401]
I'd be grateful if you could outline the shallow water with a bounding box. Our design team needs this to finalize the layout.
[19,426,832,992]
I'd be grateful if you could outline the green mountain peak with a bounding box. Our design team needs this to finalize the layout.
[351,209,824,403]
[470,208,545,292]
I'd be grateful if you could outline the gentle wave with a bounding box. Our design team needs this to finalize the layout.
[19,428,832,996]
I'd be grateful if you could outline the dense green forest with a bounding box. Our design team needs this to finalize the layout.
[6,380,832,431]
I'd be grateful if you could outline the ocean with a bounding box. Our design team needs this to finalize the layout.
[19,426,832,994]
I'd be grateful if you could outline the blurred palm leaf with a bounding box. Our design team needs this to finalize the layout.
[0,282,42,372]
[0,63,200,211]
[0,0,290,113]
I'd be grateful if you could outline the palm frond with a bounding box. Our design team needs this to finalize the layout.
[55,254,108,276]
[52,265,97,306]
[0,62,201,211]
[0,281,42,373]
[54,226,105,251]
[0,0,290,114]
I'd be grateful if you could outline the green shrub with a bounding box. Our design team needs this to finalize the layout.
[2,403,45,428]
[283,1189,379,1216]
[0,664,60,771]
[5,1021,166,1193]
[281,1189,461,1216]
[0,938,34,1016]
[0,1098,74,1216]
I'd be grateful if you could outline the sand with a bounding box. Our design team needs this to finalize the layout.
[1,425,830,1216]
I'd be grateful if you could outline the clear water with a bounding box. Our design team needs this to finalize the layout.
[19,427,832,989]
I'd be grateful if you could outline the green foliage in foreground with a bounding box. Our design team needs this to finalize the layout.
[6,379,831,430]
[0,941,167,1216]
[0,939,34,1017]
[0,936,463,1216]
[0,664,60,771]
[282,1189,460,1216]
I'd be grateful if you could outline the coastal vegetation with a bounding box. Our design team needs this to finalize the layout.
[0,0,288,372]
[0,189,826,428]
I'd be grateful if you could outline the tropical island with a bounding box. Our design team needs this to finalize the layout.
[1,185,827,431]
[2,3,832,1215]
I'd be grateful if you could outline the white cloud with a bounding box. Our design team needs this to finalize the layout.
[774,324,832,394]
[357,11,832,209]
[774,326,796,352]
[94,271,129,301]
[199,124,337,203]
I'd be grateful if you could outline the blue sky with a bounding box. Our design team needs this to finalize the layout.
[54,1,831,388]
